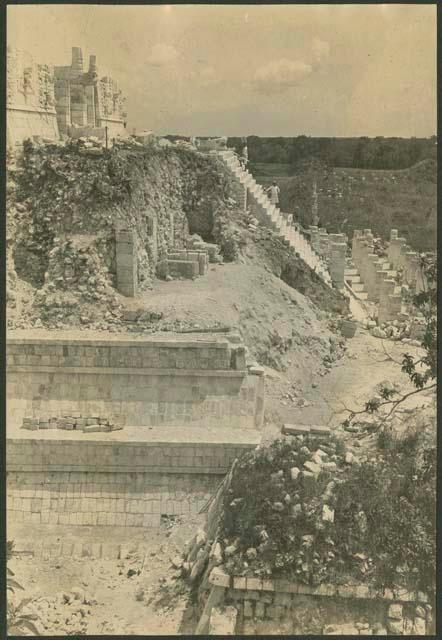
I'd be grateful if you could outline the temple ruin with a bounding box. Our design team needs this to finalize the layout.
[6,45,127,148]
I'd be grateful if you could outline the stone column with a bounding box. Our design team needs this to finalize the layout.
[309,226,320,254]
[329,242,347,289]
[358,239,373,285]
[374,267,390,303]
[387,237,406,269]
[115,227,138,297]
[378,279,396,324]
[364,253,381,300]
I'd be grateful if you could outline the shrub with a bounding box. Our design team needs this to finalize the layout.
[219,433,435,597]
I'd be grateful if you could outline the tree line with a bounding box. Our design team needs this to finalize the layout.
[227,135,436,171]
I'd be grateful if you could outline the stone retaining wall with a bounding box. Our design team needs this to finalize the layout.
[208,568,431,635]
[7,426,261,528]
[7,334,265,429]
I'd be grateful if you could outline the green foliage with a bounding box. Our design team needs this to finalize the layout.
[7,539,41,636]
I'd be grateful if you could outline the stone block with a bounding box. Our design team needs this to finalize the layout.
[210,567,231,588]
[283,424,310,435]
[261,579,275,592]
[235,578,248,592]
[209,605,237,635]
[83,424,101,433]
[387,618,404,634]
[273,592,292,607]
[245,577,262,591]
[324,623,360,635]
[266,604,285,620]
[310,425,331,436]
[255,601,265,619]
[413,617,426,635]
[303,460,321,475]
[388,603,403,620]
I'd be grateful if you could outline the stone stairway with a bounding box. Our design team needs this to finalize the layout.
[218,149,332,285]
[345,257,399,303]
[344,265,369,300]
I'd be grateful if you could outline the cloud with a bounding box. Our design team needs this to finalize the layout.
[253,58,312,93]
[146,43,178,66]
[311,37,330,64]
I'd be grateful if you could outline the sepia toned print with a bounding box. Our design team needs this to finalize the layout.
[6,4,436,636]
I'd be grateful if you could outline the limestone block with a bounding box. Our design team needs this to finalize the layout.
[209,606,237,635]
[388,603,403,620]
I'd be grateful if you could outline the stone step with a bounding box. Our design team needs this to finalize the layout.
[346,274,361,283]
[344,268,358,276]
[351,283,366,293]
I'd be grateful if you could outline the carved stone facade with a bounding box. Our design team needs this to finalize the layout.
[6,46,59,147]
[54,47,127,139]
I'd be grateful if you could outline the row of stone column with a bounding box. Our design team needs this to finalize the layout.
[309,226,347,289]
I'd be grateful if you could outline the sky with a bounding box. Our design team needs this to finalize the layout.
[7,4,437,137]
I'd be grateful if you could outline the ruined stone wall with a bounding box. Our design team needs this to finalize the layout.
[6,335,265,429]
[7,426,260,527]
[7,46,59,147]
[9,144,235,303]
[208,569,431,635]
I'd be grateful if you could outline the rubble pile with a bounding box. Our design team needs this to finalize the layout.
[217,435,359,584]
[202,430,435,600]
[21,414,124,432]
[20,588,98,635]
[30,237,123,328]
[71,135,104,157]
[368,316,425,345]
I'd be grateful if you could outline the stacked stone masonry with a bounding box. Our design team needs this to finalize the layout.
[7,426,261,527]
[7,335,265,429]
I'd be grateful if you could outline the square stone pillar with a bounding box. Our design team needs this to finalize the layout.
[379,279,397,324]
[329,242,347,289]
[364,253,380,300]
[115,227,138,297]
[387,237,406,269]
[309,226,320,254]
